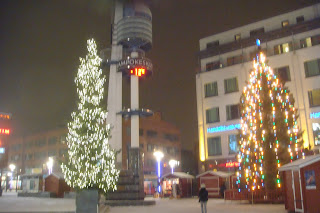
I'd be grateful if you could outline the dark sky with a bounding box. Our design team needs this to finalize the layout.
[0,0,318,150]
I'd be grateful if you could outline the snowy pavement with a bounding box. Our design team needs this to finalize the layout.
[0,192,287,213]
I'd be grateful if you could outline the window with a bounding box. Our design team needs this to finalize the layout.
[25,154,33,161]
[235,34,241,41]
[250,28,264,37]
[60,134,67,144]
[35,138,46,147]
[312,123,320,146]
[304,59,320,77]
[227,55,243,66]
[59,149,68,157]
[296,16,304,23]
[308,88,320,107]
[226,104,240,120]
[229,134,240,154]
[11,144,22,151]
[48,136,57,145]
[281,20,289,27]
[139,143,144,148]
[164,133,179,142]
[224,77,239,93]
[300,37,312,48]
[48,150,57,157]
[146,130,157,137]
[207,137,222,156]
[206,107,220,123]
[147,144,154,152]
[274,42,292,55]
[139,129,144,136]
[25,141,34,149]
[30,180,35,190]
[206,61,221,71]
[206,40,219,48]
[34,152,46,159]
[204,82,218,97]
[274,66,291,82]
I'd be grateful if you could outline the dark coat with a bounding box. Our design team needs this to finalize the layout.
[198,188,208,202]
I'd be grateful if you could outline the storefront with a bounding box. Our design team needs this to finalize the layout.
[161,172,194,198]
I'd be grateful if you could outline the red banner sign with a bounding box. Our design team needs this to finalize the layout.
[0,128,10,135]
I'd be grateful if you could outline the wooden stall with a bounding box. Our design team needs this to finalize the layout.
[45,172,71,198]
[161,172,194,198]
[20,173,43,192]
[279,154,320,213]
[196,171,234,198]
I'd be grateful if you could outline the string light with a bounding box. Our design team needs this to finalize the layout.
[61,39,119,193]
[237,51,303,191]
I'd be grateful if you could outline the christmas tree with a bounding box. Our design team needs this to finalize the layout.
[237,42,304,191]
[61,39,119,193]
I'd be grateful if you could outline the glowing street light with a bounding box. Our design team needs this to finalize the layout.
[46,157,53,175]
[153,151,164,193]
[9,164,16,172]
[169,159,178,174]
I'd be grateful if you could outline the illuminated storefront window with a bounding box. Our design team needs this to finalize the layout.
[312,122,320,146]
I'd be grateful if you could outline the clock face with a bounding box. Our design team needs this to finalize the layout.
[130,67,146,77]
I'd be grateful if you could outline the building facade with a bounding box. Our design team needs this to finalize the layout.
[196,4,320,172]
[6,112,181,191]
[122,112,181,177]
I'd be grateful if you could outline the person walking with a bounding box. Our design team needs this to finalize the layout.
[198,183,208,213]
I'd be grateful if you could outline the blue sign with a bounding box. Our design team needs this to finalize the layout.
[0,147,5,154]
[310,112,320,119]
[207,124,241,133]
[256,39,261,46]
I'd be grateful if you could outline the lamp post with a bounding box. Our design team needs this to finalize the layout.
[46,157,53,175]
[153,151,164,193]
[169,159,177,174]
[9,164,16,191]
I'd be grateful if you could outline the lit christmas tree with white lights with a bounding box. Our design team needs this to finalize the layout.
[61,39,119,193]
[237,41,304,191]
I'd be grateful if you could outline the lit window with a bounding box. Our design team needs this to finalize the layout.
[228,134,240,154]
[204,82,218,97]
[308,88,320,107]
[304,59,320,78]
[312,123,320,146]
[274,42,292,55]
[208,137,222,156]
[300,37,312,48]
[206,107,220,123]
[224,77,239,94]
[235,34,241,41]
[281,20,289,27]
[226,104,240,120]
[274,66,291,82]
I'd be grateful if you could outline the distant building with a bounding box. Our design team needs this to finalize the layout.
[7,112,181,192]
[196,4,320,172]
[122,112,181,180]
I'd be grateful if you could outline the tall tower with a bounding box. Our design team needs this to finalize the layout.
[103,0,154,203]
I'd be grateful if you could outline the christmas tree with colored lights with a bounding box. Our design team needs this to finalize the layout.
[61,39,119,193]
[237,43,304,191]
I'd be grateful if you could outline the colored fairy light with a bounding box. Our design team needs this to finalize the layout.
[237,51,303,191]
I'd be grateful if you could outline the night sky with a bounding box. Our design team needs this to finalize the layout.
[0,0,318,150]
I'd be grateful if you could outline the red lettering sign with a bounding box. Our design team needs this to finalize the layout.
[0,128,10,135]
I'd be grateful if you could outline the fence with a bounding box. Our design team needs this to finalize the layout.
[224,189,284,204]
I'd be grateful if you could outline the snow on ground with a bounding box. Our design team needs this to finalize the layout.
[0,192,287,213]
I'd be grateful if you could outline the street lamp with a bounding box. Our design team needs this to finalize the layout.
[153,151,164,193]
[46,157,53,175]
[8,164,16,191]
[169,159,178,174]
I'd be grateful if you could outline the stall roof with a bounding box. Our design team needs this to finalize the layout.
[45,172,64,180]
[279,154,320,172]
[161,172,194,179]
[196,171,233,178]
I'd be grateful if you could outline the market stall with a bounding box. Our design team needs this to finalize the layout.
[161,172,194,198]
